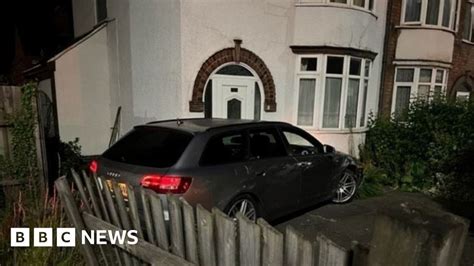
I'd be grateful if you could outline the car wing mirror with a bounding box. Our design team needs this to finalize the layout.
[323,144,335,154]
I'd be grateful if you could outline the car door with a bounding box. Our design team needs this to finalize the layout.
[278,126,335,204]
[245,127,301,218]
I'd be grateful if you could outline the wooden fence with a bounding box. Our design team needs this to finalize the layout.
[55,170,366,266]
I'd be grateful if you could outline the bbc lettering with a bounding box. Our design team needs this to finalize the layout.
[11,228,138,247]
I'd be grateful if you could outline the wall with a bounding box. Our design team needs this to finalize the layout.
[395,29,454,63]
[448,0,474,95]
[53,26,112,155]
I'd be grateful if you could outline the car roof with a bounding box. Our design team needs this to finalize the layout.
[143,118,292,134]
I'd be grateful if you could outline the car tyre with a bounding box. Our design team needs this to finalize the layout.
[225,195,260,222]
[332,169,358,204]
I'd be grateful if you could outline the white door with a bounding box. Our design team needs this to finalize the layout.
[212,75,256,119]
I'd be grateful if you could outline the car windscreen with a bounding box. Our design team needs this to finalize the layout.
[102,126,193,168]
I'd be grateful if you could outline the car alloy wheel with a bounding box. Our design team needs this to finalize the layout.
[226,198,257,222]
[333,170,357,203]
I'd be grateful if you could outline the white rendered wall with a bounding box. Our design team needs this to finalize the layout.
[54,27,112,155]
[395,28,454,63]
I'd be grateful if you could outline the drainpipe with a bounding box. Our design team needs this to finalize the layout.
[378,0,394,117]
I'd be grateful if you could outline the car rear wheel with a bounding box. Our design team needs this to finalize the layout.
[332,169,358,204]
[225,195,259,222]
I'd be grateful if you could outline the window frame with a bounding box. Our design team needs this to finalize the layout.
[401,0,458,29]
[296,0,375,12]
[391,66,448,115]
[246,126,289,160]
[294,54,372,131]
[463,1,474,42]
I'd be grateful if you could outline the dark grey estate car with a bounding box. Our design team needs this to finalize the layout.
[92,118,362,221]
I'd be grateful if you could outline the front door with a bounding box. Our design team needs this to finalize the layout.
[212,75,256,119]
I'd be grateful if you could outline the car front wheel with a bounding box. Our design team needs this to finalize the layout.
[332,169,358,204]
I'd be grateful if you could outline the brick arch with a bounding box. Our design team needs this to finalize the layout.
[189,47,277,112]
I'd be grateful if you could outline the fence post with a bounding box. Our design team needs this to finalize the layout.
[55,176,98,265]
[236,212,261,266]
[257,218,283,266]
[197,204,217,266]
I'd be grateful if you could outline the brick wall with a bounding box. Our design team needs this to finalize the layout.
[448,0,474,96]
[380,0,402,116]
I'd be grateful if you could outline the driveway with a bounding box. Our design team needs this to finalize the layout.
[275,192,473,265]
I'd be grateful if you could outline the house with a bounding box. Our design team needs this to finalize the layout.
[380,0,474,116]
[28,0,473,157]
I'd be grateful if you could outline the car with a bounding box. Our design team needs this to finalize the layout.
[92,118,362,222]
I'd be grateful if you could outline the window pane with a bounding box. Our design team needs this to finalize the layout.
[360,80,369,127]
[350,58,362,75]
[330,0,347,3]
[227,99,242,119]
[297,79,316,126]
[395,86,411,117]
[282,131,319,156]
[442,0,452,27]
[426,0,440,25]
[364,60,371,77]
[434,85,443,98]
[249,128,287,159]
[419,69,432,83]
[418,85,430,100]
[254,82,261,120]
[471,5,474,42]
[200,132,247,165]
[396,68,415,82]
[354,0,365,7]
[323,77,342,128]
[326,57,344,74]
[300,58,317,71]
[369,0,374,10]
[345,79,360,128]
[436,69,444,83]
[405,0,422,22]
[463,3,472,40]
[103,127,193,168]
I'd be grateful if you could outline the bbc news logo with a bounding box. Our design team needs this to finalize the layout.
[11,228,138,247]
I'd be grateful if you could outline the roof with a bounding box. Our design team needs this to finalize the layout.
[142,118,290,133]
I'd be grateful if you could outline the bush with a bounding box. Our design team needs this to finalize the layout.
[360,97,474,201]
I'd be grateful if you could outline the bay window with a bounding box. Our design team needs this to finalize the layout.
[463,1,474,42]
[295,55,371,130]
[392,66,448,116]
[298,0,375,11]
[402,0,457,29]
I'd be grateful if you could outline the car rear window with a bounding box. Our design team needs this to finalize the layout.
[103,127,193,168]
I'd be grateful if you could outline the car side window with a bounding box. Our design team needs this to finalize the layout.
[281,129,322,156]
[248,128,287,159]
[200,132,248,166]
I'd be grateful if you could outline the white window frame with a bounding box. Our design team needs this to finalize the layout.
[294,54,372,131]
[463,1,474,42]
[401,0,458,29]
[296,0,375,12]
[456,91,471,100]
[391,66,448,114]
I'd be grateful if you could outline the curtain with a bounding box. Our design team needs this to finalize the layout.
[396,68,415,82]
[360,80,369,127]
[464,3,472,40]
[405,0,422,22]
[323,78,342,128]
[345,79,360,128]
[442,0,452,27]
[395,86,411,118]
[419,69,432,83]
[418,85,430,100]
[426,0,440,25]
[297,79,316,126]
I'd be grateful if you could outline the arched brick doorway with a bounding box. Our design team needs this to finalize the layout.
[189,41,276,113]
[451,73,473,101]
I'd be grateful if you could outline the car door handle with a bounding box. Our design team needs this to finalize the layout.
[297,161,312,167]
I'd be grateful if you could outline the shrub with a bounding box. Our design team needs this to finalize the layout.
[360,97,474,201]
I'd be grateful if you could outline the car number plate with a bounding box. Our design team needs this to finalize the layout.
[105,180,128,198]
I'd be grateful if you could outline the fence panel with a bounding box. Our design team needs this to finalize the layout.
[55,172,370,266]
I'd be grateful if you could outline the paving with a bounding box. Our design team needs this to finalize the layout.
[275,192,474,265]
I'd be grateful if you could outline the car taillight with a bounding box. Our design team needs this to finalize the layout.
[140,175,192,194]
[89,160,98,173]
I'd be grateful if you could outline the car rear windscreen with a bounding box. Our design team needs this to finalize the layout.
[103,127,193,168]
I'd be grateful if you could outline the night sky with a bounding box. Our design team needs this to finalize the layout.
[0,0,73,78]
